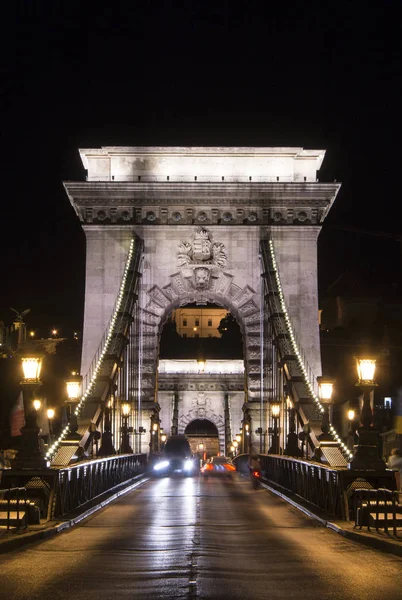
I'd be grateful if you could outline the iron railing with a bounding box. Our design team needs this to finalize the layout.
[0,486,29,530]
[354,488,401,535]
[54,454,147,519]
[259,455,348,519]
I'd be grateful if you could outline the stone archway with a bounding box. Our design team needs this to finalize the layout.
[181,409,225,454]
[184,418,219,457]
[140,225,262,422]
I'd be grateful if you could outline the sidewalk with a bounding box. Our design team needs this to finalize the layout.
[264,482,402,557]
[1,477,401,557]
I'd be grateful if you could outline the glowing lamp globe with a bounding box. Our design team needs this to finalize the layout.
[122,403,130,416]
[356,358,376,385]
[318,379,334,401]
[21,356,43,381]
[271,403,280,417]
[66,373,82,401]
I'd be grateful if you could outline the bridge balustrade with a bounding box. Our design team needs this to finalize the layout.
[54,454,147,518]
[259,455,350,519]
[258,455,398,522]
[2,454,147,522]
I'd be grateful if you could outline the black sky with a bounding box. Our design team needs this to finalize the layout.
[1,1,401,337]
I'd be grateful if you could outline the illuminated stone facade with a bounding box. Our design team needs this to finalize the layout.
[158,360,245,455]
[172,307,228,338]
[64,146,340,449]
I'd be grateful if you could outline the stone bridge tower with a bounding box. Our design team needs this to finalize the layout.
[64,146,340,449]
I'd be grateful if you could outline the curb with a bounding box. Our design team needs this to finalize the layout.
[262,480,402,558]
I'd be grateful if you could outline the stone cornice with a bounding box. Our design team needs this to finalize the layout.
[63,181,340,226]
[64,181,340,200]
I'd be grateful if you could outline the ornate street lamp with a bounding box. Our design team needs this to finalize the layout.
[349,357,385,471]
[120,403,133,454]
[269,403,280,454]
[197,359,205,373]
[243,422,250,454]
[284,396,301,457]
[22,355,42,381]
[347,409,357,452]
[14,352,47,469]
[232,440,239,456]
[98,394,116,456]
[65,373,82,440]
[318,378,334,441]
[47,408,55,445]
[151,422,159,454]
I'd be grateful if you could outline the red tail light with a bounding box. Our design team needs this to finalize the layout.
[252,471,260,478]
[224,463,236,471]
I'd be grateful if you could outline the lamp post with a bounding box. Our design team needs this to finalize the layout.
[120,403,133,453]
[98,395,116,456]
[318,378,334,441]
[47,408,55,445]
[65,373,82,440]
[232,440,239,456]
[269,403,280,454]
[243,423,250,455]
[349,357,385,471]
[284,396,301,457]
[197,359,205,373]
[14,353,47,469]
[347,409,357,453]
[151,422,159,454]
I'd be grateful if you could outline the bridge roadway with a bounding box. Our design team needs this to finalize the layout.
[1,474,402,600]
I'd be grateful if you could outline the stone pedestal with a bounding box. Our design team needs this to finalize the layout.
[13,423,48,470]
[349,428,386,471]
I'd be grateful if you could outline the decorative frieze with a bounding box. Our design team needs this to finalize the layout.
[147,285,171,308]
[66,179,340,226]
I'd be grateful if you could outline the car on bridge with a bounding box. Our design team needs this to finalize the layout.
[152,435,198,477]
[201,456,235,478]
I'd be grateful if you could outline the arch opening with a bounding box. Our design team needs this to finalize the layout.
[184,419,219,457]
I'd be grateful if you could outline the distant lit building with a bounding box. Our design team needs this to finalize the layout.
[172,308,228,338]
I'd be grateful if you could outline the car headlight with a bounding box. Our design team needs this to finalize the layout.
[184,459,194,471]
[153,460,170,471]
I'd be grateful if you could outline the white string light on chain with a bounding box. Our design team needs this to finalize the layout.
[46,239,136,462]
[268,241,352,460]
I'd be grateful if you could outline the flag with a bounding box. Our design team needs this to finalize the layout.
[10,391,25,437]
[394,388,402,434]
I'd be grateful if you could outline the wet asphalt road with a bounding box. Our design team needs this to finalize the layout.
[1,474,402,600]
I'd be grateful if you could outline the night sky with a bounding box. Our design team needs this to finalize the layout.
[1,2,401,339]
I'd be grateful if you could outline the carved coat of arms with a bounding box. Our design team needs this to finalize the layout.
[177,227,227,290]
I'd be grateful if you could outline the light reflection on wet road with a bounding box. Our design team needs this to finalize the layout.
[1,474,402,599]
